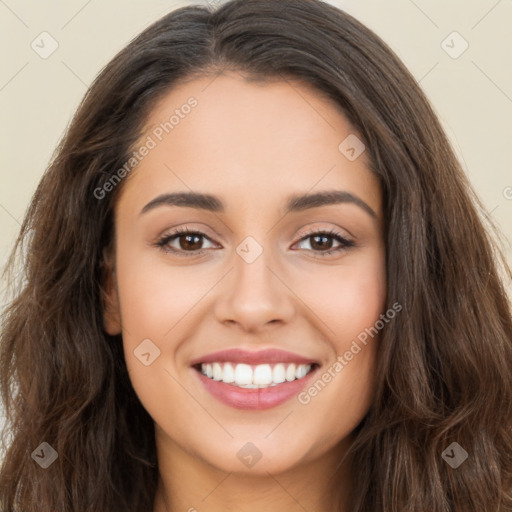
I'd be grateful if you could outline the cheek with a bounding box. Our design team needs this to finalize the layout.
[112,244,192,387]
[291,252,386,433]
[115,245,211,340]
[298,251,387,344]
[114,250,203,427]
[333,266,386,340]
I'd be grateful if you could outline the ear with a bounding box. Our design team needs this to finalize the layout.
[100,247,122,335]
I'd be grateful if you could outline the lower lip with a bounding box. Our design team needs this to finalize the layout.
[193,366,319,410]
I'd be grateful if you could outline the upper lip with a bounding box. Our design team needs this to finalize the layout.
[190,348,319,366]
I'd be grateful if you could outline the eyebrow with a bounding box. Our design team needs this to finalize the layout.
[140,190,377,218]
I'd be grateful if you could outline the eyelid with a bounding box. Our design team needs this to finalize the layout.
[295,225,353,242]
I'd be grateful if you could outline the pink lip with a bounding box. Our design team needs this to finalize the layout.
[189,348,318,366]
[193,365,320,410]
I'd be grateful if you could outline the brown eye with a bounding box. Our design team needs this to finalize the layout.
[155,227,354,258]
[177,233,203,251]
[156,228,217,256]
[309,233,334,251]
[294,229,355,256]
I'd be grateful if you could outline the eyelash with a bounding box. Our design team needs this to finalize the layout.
[155,226,355,258]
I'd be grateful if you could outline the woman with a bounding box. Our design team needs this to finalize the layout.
[1,0,511,510]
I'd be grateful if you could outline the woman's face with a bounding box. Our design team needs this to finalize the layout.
[104,71,386,475]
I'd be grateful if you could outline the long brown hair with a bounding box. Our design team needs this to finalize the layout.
[1,1,511,510]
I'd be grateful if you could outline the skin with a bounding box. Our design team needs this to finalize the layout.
[103,71,386,512]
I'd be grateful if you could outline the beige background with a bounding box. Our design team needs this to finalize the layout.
[0,0,511,299]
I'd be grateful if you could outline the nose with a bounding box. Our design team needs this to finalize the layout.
[213,248,296,333]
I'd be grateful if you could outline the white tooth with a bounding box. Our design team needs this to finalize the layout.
[296,364,310,379]
[212,362,223,381]
[234,363,253,385]
[222,363,235,383]
[253,364,273,385]
[201,361,313,386]
[272,363,286,384]
[285,363,296,382]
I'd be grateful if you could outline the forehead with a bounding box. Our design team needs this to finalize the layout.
[119,71,381,217]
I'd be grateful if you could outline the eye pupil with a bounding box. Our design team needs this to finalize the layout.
[310,234,333,250]
[180,234,202,250]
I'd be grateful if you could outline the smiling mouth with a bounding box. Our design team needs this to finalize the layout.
[192,362,319,389]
